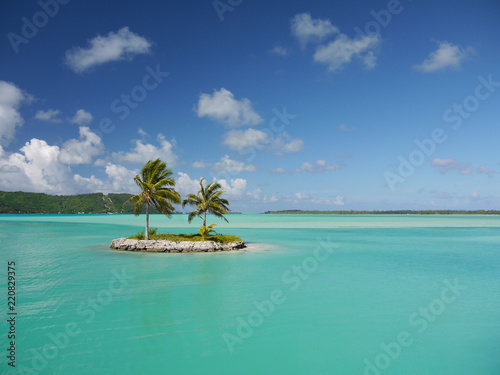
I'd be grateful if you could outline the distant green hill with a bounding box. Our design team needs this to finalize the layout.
[0,191,175,214]
[264,209,500,215]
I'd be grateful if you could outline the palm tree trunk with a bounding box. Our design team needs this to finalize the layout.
[145,203,149,240]
[203,210,206,227]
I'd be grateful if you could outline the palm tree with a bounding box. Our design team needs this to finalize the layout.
[126,158,181,240]
[182,178,230,227]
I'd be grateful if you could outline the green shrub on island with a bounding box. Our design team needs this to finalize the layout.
[199,224,217,241]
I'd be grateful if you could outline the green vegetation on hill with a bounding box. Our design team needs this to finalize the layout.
[0,191,179,214]
[264,209,500,215]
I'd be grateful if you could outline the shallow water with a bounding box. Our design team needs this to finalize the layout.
[1,214,499,374]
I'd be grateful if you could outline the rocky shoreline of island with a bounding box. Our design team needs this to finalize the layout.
[110,237,246,253]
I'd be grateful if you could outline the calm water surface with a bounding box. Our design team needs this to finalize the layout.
[0,214,499,374]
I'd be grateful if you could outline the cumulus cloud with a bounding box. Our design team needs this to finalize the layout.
[65,27,151,73]
[212,155,256,173]
[196,88,263,127]
[70,109,93,125]
[314,33,381,72]
[35,109,62,123]
[112,133,178,166]
[414,41,474,73]
[176,172,201,196]
[0,81,27,146]
[58,126,104,164]
[223,128,269,150]
[291,13,338,47]
[223,128,303,155]
[102,162,138,193]
[0,135,142,195]
[294,160,340,173]
[0,138,72,193]
[217,177,249,199]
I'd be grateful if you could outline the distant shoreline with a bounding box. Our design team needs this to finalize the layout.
[264,210,500,215]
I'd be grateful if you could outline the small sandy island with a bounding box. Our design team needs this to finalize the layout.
[110,237,246,253]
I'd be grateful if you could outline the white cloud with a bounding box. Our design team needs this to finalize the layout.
[176,172,257,202]
[191,160,212,169]
[112,134,178,166]
[196,88,263,127]
[103,162,138,193]
[270,46,289,56]
[58,126,104,164]
[414,41,474,73]
[213,155,256,173]
[223,128,303,155]
[70,109,93,125]
[270,132,304,155]
[291,13,338,47]
[312,195,344,206]
[294,160,340,173]
[223,128,269,150]
[295,161,315,173]
[314,33,381,72]
[294,192,310,200]
[316,159,340,171]
[65,27,151,73]
[414,41,473,73]
[35,109,62,123]
[217,177,249,199]
[0,138,73,194]
[338,124,354,132]
[0,136,141,195]
[176,172,201,196]
[0,81,27,146]
[263,194,278,203]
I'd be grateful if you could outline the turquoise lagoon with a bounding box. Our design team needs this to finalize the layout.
[1,214,499,374]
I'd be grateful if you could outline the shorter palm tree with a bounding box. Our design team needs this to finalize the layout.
[126,158,181,240]
[199,224,217,241]
[182,178,230,228]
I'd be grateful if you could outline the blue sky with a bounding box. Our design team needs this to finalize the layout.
[1,0,499,212]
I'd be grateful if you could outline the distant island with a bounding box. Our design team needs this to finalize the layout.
[264,209,500,215]
[0,190,178,214]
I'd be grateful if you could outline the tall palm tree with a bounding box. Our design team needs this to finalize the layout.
[182,178,230,227]
[126,158,181,240]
